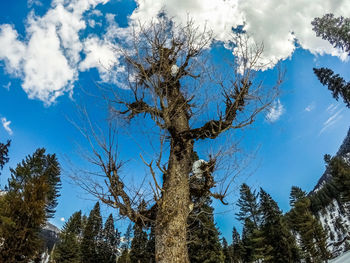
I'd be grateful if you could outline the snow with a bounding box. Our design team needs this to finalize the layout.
[330,251,350,263]
[171,64,179,76]
[317,199,350,256]
[192,159,207,179]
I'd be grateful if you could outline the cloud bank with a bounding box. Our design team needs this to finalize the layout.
[0,0,350,104]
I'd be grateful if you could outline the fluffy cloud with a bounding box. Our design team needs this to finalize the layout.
[131,0,350,67]
[266,99,285,122]
[0,25,26,76]
[1,117,13,135]
[1,0,350,104]
[0,0,109,105]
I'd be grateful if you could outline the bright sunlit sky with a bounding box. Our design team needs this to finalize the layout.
[0,0,350,242]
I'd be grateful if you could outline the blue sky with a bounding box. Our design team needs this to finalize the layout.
[0,0,349,242]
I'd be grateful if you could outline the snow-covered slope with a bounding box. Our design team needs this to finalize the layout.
[312,129,350,257]
[330,251,350,263]
[317,200,350,256]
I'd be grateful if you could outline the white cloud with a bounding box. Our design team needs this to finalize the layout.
[28,0,42,7]
[0,25,26,76]
[130,0,350,68]
[79,36,120,82]
[0,0,109,105]
[326,103,338,114]
[60,217,65,222]
[266,99,285,122]
[1,0,350,104]
[319,108,343,134]
[3,82,11,91]
[305,103,315,112]
[1,117,13,135]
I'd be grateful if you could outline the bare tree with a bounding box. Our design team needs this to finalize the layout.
[74,17,281,263]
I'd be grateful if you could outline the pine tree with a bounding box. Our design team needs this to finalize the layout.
[117,248,131,263]
[98,214,120,263]
[313,68,350,108]
[327,155,350,203]
[312,14,350,53]
[259,188,300,263]
[118,223,133,263]
[288,187,330,262]
[145,223,156,263]
[250,228,274,262]
[222,237,232,263]
[8,148,61,218]
[81,202,103,263]
[311,14,350,108]
[240,218,271,263]
[130,223,148,263]
[123,223,133,250]
[187,197,224,263]
[241,218,257,263]
[0,148,61,262]
[289,186,307,207]
[0,140,10,174]
[0,173,49,262]
[129,200,149,263]
[52,211,82,263]
[236,184,260,226]
[231,227,243,263]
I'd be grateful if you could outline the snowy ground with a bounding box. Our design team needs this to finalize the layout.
[330,251,350,263]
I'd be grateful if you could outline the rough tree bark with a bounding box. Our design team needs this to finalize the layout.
[75,17,281,263]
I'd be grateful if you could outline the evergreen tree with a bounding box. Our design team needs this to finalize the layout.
[222,237,233,263]
[288,187,331,262]
[236,184,260,226]
[313,68,350,108]
[145,223,156,263]
[187,197,224,263]
[52,211,82,263]
[129,200,149,263]
[0,140,10,174]
[9,148,61,218]
[241,218,257,263]
[289,186,307,207]
[98,214,120,263]
[327,155,350,203]
[312,14,350,53]
[0,173,49,262]
[123,223,133,250]
[117,248,131,263]
[118,223,133,263]
[130,223,148,263]
[231,227,243,263]
[0,148,60,262]
[240,218,272,263]
[81,202,103,263]
[259,188,300,263]
[311,14,350,108]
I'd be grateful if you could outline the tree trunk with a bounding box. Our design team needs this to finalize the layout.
[155,94,193,262]
[155,139,193,262]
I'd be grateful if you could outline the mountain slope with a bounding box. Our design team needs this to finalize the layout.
[311,128,350,257]
[313,128,350,191]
